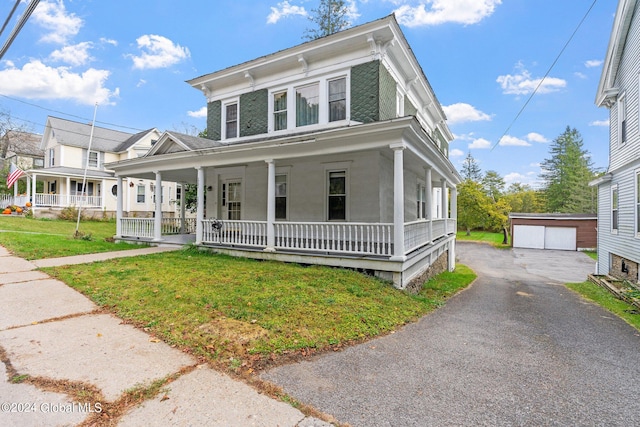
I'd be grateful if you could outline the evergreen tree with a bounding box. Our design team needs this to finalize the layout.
[481,170,505,201]
[539,126,596,213]
[460,152,482,182]
[304,0,351,40]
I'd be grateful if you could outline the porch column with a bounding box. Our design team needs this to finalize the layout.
[450,185,457,223]
[425,166,433,243]
[153,171,162,241]
[101,179,106,209]
[265,159,276,252]
[195,167,205,245]
[31,173,37,209]
[13,177,18,198]
[26,175,31,202]
[66,176,71,207]
[391,143,406,261]
[116,176,123,238]
[441,179,448,219]
[179,183,186,234]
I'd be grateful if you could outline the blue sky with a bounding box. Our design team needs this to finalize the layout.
[0,0,617,187]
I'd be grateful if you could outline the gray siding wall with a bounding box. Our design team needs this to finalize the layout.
[207,101,221,141]
[239,89,268,137]
[598,5,640,275]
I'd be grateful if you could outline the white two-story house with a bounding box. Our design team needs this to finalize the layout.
[109,15,461,290]
[592,0,640,282]
[23,116,181,219]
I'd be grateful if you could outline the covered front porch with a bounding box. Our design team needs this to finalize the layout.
[110,118,460,288]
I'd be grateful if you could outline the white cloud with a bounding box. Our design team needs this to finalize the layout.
[267,1,307,24]
[100,38,118,47]
[0,60,117,105]
[136,79,147,88]
[589,119,609,126]
[574,71,587,79]
[585,59,603,68]
[32,0,83,44]
[504,172,527,184]
[497,63,566,95]
[129,35,190,70]
[468,138,491,149]
[526,132,548,143]
[395,0,502,27]
[449,148,464,157]
[499,135,531,147]
[49,42,94,66]
[187,106,207,118]
[443,103,492,125]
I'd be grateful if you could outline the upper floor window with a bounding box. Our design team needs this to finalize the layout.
[88,151,99,168]
[33,158,44,168]
[273,92,288,131]
[328,78,346,122]
[225,102,238,139]
[296,83,319,127]
[49,148,55,167]
[618,93,627,146]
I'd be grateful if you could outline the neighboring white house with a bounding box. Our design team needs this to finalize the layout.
[108,15,461,289]
[17,116,182,219]
[592,0,640,282]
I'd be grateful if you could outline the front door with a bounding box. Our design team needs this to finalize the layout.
[222,180,242,220]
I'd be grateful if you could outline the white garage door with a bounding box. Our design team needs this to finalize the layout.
[513,225,545,249]
[544,227,577,251]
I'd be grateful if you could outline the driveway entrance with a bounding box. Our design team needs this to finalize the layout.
[263,242,640,426]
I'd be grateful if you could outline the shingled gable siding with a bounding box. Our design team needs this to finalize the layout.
[351,60,398,123]
[404,97,418,116]
[207,100,222,141]
[239,89,268,137]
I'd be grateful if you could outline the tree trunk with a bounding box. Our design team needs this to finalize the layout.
[502,226,509,245]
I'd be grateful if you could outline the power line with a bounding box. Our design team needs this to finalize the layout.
[490,0,598,151]
[0,0,21,40]
[0,0,40,61]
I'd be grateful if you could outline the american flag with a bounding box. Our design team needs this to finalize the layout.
[6,162,25,188]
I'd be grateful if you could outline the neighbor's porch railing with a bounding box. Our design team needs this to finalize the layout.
[161,217,197,235]
[35,193,102,207]
[0,195,29,206]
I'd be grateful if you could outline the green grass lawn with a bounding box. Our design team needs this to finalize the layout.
[44,249,476,372]
[566,281,640,331]
[456,230,510,248]
[0,216,139,259]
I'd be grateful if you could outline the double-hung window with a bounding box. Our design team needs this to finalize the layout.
[417,184,426,219]
[49,148,55,167]
[273,92,287,131]
[88,151,99,168]
[619,93,627,146]
[328,170,347,220]
[275,174,287,220]
[225,103,238,138]
[612,185,619,233]
[328,77,346,122]
[137,185,145,203]
[296,83,319,127]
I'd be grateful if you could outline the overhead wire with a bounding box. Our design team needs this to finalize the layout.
[490,0,598,151]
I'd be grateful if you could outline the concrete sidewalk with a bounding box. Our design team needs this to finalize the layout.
[0,247,329,426]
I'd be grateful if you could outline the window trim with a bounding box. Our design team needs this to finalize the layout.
[136,184,146,204]
[88,150,99,168]
[618,92,627,147]
[324,161,351,222]
[612,184,619,234]
[222,98,239,140]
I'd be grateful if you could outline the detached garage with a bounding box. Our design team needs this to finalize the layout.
[509,213,597,251]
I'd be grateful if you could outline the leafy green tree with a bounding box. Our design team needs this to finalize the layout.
[304,0,351,40]
[539,126,596,213]
[503,183,544,213]
[460,152,482,182]
[482,170,504,201]
[487,198,511,244]
[457,180,492,235]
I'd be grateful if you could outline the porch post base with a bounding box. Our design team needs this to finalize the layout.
[263,247,276,253]
[389,255,407,262]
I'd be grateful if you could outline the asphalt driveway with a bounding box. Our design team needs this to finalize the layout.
[263,242,640,426]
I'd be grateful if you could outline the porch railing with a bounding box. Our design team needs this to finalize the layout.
[119,217,456,257]
[161,217,197,235]
[35,193,102,207]
[275,221,393,256]
[121,218,155,239]
[202,219,268,247]
[0,195,29,207]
